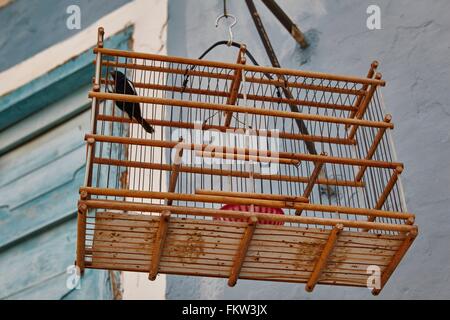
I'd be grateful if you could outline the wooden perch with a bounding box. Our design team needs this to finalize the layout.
[195,189,308,203]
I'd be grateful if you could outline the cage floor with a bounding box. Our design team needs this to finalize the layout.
[83,210,407,289]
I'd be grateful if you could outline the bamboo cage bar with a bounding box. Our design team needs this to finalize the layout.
[83,138,95,188]
[166,138,184,206]
[76,203,88,274]
[243,74,365,97]
[365,166,403,226]
[224,45,246,127]
[305,224,343,292]
[228,216,258,287]
[375,166,403,211]
[90,28,103,135]
[346,61,378,129]
[77,28,417,293]
[296,154,325,215]
[96,114,357,145]
[93,157,364,187]
[79,187,414,221]
[348,73,383,140]
[80,199,415,233]
[355,114,392,182]
[148,211,171,281]
[95,47,386,86]
[99,76,362,110]
[99,68,364,108]
[86,133,402,169]
[195,189,308,203]
[196,150,301,166]
[83,28,103,189]
[372,228,418,295]
[89,92,394,130]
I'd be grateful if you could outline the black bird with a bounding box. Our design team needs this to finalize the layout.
[109,70,154,134]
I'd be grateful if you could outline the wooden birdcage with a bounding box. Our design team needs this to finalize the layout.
[76,28,417,295]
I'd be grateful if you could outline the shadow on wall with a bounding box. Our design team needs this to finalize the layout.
[292,28,321,66]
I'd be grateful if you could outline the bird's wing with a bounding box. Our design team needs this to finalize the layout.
[126,78,138,96]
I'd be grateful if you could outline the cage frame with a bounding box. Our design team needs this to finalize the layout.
[76,28,417,295]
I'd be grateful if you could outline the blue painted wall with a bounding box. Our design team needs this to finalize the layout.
[0,26,133,299]
[166,0,450,299]
[0,0,133,72]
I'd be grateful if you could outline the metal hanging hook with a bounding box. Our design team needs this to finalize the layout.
[215,14,237,46]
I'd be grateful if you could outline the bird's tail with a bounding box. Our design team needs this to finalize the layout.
[141,119,154,134]
[139,118,155,133]
[134,113,154,134]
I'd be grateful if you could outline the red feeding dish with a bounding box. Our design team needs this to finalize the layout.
[216,204,285,225]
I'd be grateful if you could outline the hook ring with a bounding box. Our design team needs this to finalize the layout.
[215,14,237,46]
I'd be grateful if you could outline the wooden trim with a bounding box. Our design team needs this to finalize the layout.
[81,198,416,232]
[306,224,343,292]
[228,216,258,286]
[80,187,415,221]
[148,211,171,280]
[86,133,402,169]
[372,228,417,295]
[93,157,364,187]
[355,114,392,182]
[89,92,393,130]
[95,47,386,86]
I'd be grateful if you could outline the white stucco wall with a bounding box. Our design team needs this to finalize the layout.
[165,0,450,299]
[119,0,168,300]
